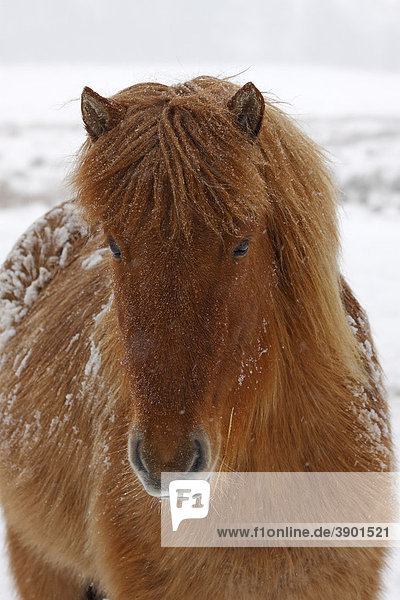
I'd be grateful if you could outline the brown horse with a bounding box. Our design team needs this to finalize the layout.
[0,76,392,599]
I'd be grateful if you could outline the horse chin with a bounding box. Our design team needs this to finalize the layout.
[134,470,164,498]
[137,469,216,499]
[143,483,168,499]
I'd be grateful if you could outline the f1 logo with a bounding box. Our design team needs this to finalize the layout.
[169,480,210,531]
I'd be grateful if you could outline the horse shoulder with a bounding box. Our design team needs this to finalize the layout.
[0,202,116,574]
[340,276,392,470]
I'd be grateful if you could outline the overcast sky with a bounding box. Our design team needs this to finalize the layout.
[1,0,400,70]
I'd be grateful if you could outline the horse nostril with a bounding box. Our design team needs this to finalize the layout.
[189,437,209,473]
[130,435,149,474]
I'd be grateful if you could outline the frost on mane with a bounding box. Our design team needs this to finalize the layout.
[81,248,108,270]
[0,202,88,353]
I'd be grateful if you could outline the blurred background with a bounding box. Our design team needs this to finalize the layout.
[0,0,399,596]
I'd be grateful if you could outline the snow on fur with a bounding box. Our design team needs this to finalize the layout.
[0,202,87,353]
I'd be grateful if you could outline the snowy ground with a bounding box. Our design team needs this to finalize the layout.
[0,63,399,597]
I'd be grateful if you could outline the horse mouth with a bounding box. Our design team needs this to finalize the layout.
[142,470,215,499]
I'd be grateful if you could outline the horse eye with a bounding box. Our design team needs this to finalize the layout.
[233,239,250,258]
[108,237,122,260]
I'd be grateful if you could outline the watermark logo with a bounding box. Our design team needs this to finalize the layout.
[169,479,210,531]
[162,473,400,547]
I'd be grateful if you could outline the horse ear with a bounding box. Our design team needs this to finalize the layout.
[227,82,265,137]
[81,87,126,141]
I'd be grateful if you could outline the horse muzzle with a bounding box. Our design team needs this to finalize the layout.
[128,428,212,497]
